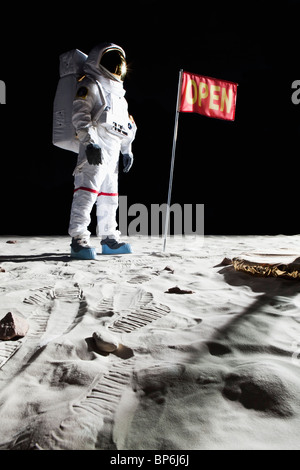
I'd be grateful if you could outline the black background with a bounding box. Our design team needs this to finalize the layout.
[0,0,299,236]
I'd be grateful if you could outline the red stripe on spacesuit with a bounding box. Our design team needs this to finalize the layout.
[74,186,99,194]
[98,192,118,197]
[73,187,118,197]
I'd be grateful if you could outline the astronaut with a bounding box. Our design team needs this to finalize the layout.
[68,43,136,259]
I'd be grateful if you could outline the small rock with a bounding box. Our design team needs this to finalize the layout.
[165,286,194,294]
[213,257,232,267]
[0,312,29,340]
[6,240,17,244]
[164,265,175,274]
[0,267,5,273]
[93,330,119,353]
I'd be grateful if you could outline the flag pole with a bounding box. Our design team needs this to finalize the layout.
[163,69,183,252]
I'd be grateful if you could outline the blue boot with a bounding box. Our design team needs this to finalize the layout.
[70,237,97,260]
[101,237,132,255]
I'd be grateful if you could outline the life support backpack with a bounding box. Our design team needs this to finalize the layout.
[52,49,88,153]
[53,48,136,154]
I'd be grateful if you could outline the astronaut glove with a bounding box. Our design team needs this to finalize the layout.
[86,143,102,165]
[123,154,133,173]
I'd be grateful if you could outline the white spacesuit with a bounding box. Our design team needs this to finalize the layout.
[68,43,136,259]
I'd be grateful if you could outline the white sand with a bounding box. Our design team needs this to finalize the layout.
[0,234,300,450]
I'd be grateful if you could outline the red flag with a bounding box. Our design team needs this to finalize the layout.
[179,71,238,121]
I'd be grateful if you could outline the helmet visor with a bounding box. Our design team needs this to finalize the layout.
[100,49,127,80]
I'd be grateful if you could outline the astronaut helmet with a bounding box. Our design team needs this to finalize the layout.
[100,47,127,81]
